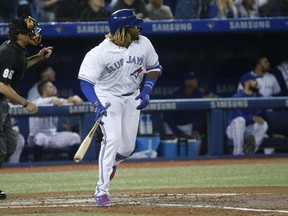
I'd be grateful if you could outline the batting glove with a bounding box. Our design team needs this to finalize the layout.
[135,77,156,110]
[93,99,107,121]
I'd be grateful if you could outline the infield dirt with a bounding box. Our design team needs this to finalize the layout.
[1,157,288,216]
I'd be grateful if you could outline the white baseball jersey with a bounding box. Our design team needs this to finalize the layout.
[28,97,80,149]
[237,71,281,97]
[277,61,288,90]
[27,81,41,101]
[78,35,161,96]
[78,35,161,197]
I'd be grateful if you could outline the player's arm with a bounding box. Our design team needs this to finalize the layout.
[135,65,162,110]
[79,79,106,120]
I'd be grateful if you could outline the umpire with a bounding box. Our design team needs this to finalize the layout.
[0,16,53,199]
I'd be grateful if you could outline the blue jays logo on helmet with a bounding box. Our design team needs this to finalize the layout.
[108,9,143,35]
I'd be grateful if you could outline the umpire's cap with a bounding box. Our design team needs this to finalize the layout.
[108,9,143,35]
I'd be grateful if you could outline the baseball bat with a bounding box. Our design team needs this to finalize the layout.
[74,102,111,162]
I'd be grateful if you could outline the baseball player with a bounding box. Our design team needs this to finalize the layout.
[226,73,268,155]
[27,81,82,161]
[237,54,281,97]
[78,9,161,207]
[0,16,53,199]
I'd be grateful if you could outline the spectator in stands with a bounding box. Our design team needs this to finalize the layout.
[259,0,288,17]
[174,0,209,19]
[113,0,148,19]
[80,0,111,21]
[208,0,239,19]
[237,54,281,97]
[0,0,17,22]
[226,73,268,155]
[55,0,87,21]
[271,57,288,96]
[34,0,59,22]
[163,71,206,152]
[27,81,83,161]
[17,0,33,17]
[145,0,174,20]
[27,65,56,101]
[235,0,260,18]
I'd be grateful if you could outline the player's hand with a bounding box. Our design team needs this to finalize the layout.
[94,100,107,121]
[25,102,38,114]
[252,116,265,124]
[135,90,150,110]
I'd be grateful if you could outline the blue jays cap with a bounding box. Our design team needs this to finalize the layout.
[240,73,257,85]
[183,71,197,80]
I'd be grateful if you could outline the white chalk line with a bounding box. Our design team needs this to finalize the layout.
[0,193,287,214]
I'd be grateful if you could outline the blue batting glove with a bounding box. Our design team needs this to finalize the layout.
[135,89,150,110]
[135,77,157,110]
[93,100,107,121]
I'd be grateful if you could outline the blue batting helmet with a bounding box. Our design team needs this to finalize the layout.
[108,9,143,34]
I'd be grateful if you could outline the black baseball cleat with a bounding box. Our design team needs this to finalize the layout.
[0,190,7,200]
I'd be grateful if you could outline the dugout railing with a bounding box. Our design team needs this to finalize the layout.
[9,97,288,163]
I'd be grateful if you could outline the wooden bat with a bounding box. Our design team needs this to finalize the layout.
[74,102,111,162]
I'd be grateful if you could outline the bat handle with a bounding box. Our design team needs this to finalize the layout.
[104,102,111,109]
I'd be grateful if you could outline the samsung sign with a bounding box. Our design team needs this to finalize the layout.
[76,24,109,34]
[229,20,271,30]
[152,23,192,32]
[210,100,249,109]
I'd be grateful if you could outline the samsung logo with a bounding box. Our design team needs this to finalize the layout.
[152,23,192,32]
[9,107,29,116]
[210,100,249,109]
[69,105,94,113]
[76,24,109,34]
[229,20,270,30]
[146,102,177,110]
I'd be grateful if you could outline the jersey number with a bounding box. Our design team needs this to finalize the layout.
[3,69,14,79]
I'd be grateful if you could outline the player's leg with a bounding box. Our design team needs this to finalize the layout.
[1,115,17,166]
[8,133,25,163]
[226,117,246,155]
[49,132,81,148]
[95,97,122,197]
[251,121,269,152]
[114,95,140,166]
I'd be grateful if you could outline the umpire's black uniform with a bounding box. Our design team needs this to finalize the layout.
[0,40,27,167]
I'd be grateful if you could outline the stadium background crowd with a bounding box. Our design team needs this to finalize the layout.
[0,0,287,23]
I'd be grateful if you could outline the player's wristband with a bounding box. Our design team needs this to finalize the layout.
[143,77,156,95]
[23,100,29,108]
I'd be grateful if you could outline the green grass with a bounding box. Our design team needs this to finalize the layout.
[1,163,287,194]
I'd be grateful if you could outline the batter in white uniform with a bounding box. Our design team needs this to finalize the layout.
[78,9,161,207]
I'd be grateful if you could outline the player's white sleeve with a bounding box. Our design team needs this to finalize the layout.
[272,74,281,95]
[78,48,104,84]
[142,36,161,73]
